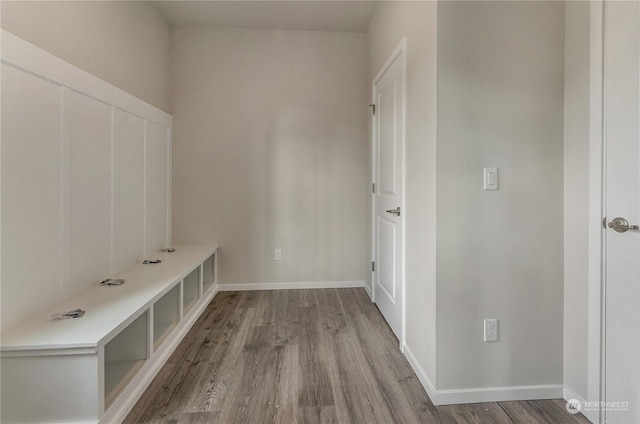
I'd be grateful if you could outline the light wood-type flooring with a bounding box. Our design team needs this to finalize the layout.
[125,288,590,424]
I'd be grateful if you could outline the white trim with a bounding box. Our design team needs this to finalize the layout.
[109,107,115,276]
[423,384,564,408]
[370,37,407,350]
[404,344,562,406]
[363,282,373,300]
[403,343,438,399]
[564,385,598,423]
[143,121,148,258]
[563,385,587,407]
[428,385,564,406]
[166,127,173,249]
[370,67,378,307]
[587,3,605,424]
[372,38,406,85]
[370,92,377,308]
[217,281,364,292]
[100,283,219,424]
[0,29,171,127]
[400,38,408,354]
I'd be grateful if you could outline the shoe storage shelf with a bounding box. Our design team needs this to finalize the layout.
[0,244,218,424]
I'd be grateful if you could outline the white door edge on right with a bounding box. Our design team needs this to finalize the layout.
[603,2,640,423]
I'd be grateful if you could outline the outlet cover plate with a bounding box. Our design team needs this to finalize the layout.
[484,318,498,342]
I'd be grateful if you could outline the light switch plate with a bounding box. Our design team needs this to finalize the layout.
[484,168,498,190]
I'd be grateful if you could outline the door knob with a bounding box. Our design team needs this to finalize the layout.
[386,207,401,216]
[607,217,640,233]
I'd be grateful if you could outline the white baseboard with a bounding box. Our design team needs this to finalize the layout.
[403,344,563,406]
[564,385,597,423]
[100,283,220,424]
[217,280,365,291]
[363,282,372,299]
[403,343,439,399]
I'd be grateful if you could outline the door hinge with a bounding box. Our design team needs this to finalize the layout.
[369,104,376,115]
[372,261,375,272]
[372,183,375,194]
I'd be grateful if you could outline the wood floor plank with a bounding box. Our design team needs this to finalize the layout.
[126,289,592,424]
[273,289,299,345]
[345,311,424,423]
[299,289,319,308]
[124,359,192,423]
[298,304,336,407]
[331,329,397,423]
[160,361,213,418]
[316,288,347,334]
[122,362,178,423]
[222,345,287,424]
[186,304,257,413]
[298,406,339,424]
[498,399,590,424]
[273,344,298,424]
[166,291,242,366]
[254,290,277,326]
[461,402,514,424]
[164,411,220,424]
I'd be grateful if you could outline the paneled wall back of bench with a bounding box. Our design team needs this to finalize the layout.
[1,30,172,331]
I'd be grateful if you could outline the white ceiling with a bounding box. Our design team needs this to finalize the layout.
[152,1,379,33]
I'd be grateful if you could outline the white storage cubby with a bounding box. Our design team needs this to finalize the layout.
[153,285,180,350]
[0,245,218,424]
[182,266,200,315]
[105,311,149,407]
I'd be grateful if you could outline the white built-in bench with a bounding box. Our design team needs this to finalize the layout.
[0,244,218,424]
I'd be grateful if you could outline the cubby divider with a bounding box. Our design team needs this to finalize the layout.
[202,253,216,293]
[153,285,180,350]
[182,267,200,315]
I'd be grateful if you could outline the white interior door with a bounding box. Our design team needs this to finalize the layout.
[373,41,405,340]
[604,2,640,423]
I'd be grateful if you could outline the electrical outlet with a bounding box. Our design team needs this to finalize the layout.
[274,248,282,261]
[484,319,498,342]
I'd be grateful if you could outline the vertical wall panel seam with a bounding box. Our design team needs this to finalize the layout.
[59,85,65,299]
[60,87,72,298]
[110,107,115,275]
[167,127,171,249]
[143,120,148,258]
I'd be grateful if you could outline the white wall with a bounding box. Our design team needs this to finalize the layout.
[0,32,172,331]
[171,27,368,286]
[368,0,565,397]
[436,1,565,389]
[367,1,438,382]
[0,1,171,112]
[563,0,591,402]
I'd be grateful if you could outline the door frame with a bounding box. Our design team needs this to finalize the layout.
[586,2,604,423]
[370,38,407,350]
